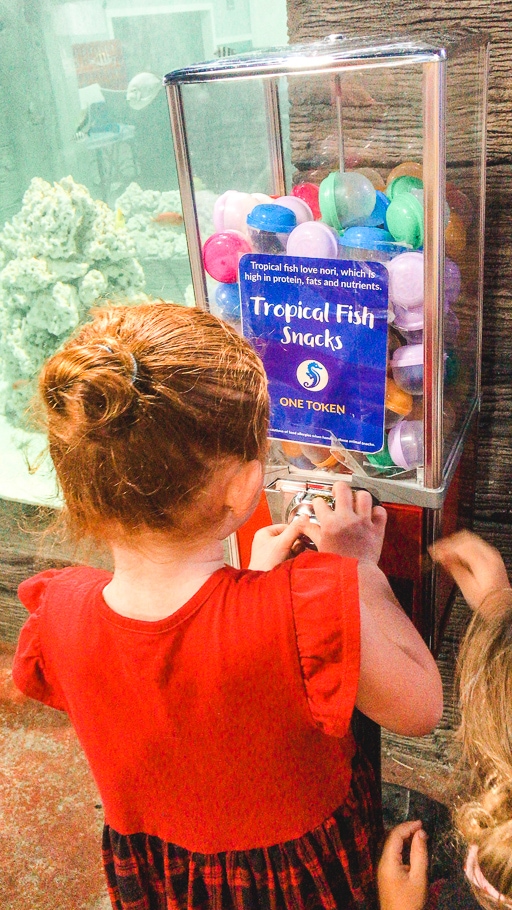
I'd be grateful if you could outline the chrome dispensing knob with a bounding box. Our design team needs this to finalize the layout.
[285,486,380,530]
[285,489,335,525]
[285,489,335,553]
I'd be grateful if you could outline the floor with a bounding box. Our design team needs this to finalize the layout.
[0,644,109,910]
[0,594,468,909]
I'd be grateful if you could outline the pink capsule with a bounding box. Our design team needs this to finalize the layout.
[291,183,321,219]
[203,230,252,283]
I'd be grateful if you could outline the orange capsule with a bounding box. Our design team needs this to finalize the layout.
[328,450,354,474]
[385,377,413,418]
[314,455,340,470]
[316,456,340,470]
[386,161,423,186]
[445,211,467,260]
[281,440,303,458]
[301,444,332,465]
[445,182,474,227]
[353,167,386,192]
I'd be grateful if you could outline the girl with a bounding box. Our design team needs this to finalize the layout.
[13,302,442,910]
[378,530,512,910]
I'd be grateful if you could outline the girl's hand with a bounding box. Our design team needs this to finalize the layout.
[430,530,511,616]
[248,519,311,571]
[305,481,387,563]
[377,821,429,910]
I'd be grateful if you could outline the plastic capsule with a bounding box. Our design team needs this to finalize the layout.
[445,211,467,260]
[203,230,251,283]
[386,161,423,185]
[319,171,376,231]
[387,419,424,470]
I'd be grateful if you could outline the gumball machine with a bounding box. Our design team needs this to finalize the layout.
[164,31,489,655]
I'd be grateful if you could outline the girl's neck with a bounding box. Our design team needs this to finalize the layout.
[102,532,227,622]
[100,459,264,622]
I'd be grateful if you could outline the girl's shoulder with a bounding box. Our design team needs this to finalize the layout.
[18,565,112,615]
[243,549,358,592]
[14,566,112,711]
[239,551,360,739]
[284,548,359,596]
[250,550,360,629]
[235,551,360,650]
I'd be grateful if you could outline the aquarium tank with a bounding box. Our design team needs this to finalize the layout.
[0,0,288,512]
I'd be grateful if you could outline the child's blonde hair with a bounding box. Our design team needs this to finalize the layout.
[39,302,269,541]
[455,597,512,907]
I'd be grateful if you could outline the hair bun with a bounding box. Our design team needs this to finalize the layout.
[42,341,140,438]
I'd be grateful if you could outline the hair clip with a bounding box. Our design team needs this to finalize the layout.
[127,352,138,385]
[98,345,138,385]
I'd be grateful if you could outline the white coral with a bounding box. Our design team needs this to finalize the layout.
[0,258,55,300]
[115,182,215,262]
[82,199,137,263]
[25,282,80,336]
[0,176,148,427]
[0,177,94,260]
[78,269,108,306]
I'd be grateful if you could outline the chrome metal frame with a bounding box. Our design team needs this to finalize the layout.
[421,506,443,651]
[422,58,446,491]
[165,83,209,310]
[163,33,484,86]
[264,79,287,196]
[475,43,490,399]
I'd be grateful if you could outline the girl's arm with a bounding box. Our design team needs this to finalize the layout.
[308,483,443,736]
[356,563,443,734]
[430,530,511,619]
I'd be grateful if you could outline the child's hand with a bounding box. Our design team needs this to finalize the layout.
[377,820,429,910]
[248,519,311,571]
[305,481,387,563]
[430,530,511,616]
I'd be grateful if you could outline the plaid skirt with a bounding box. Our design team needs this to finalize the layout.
[102,748,383,910]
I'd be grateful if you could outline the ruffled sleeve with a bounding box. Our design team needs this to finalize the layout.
[290,551,360,738]
[12,570,69,711]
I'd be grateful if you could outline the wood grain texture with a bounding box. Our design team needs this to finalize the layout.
[287,2,512,158]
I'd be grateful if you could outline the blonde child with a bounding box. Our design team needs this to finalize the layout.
[13,302,442,910]
[378,530,512,910]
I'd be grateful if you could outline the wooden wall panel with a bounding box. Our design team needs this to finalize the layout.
[286,2,512,568]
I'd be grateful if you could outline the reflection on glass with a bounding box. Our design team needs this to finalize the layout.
[0,0,288,510]
[443,46,487,467]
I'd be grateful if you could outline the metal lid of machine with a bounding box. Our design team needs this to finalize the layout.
[164,30,488,85]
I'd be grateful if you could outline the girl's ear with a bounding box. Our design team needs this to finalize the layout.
[224,460,264,520]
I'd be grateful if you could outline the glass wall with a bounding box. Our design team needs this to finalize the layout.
[0,0,288,509]
[443,44,488,468]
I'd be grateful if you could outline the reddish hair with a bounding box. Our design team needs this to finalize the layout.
[39,302,269,540]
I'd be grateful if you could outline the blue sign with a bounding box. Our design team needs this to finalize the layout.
[239,253,389,453]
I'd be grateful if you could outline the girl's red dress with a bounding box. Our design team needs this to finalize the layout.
[13,550,382,910]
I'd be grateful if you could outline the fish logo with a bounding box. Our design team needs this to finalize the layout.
[296,360,329,392]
